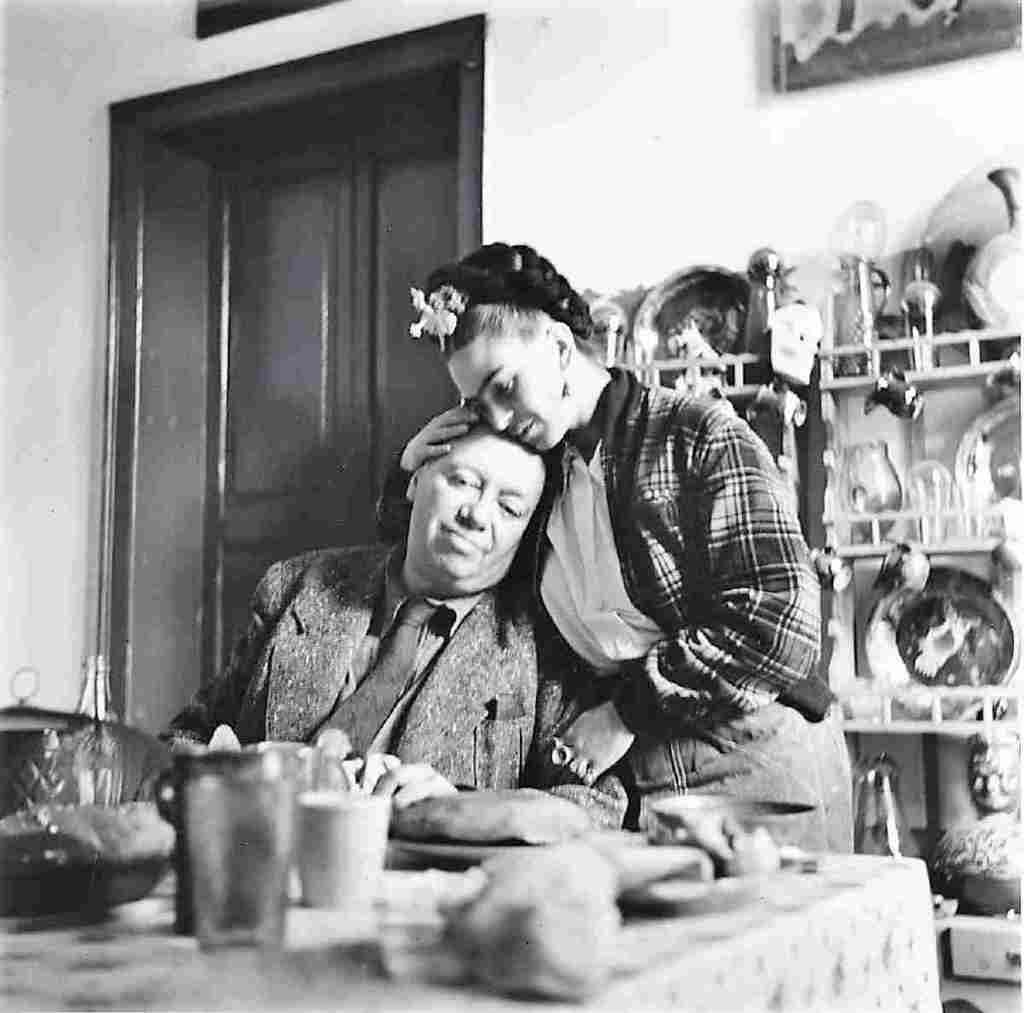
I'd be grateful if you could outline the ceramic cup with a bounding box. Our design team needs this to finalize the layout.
[296,790,391,913]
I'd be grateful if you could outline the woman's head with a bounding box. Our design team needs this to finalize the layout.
[410,243,600,451]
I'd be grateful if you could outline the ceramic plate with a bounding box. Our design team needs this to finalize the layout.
[632,266,750,359]
[387,839,534,870]
[864,566,1017,720]
[618,875,761,917]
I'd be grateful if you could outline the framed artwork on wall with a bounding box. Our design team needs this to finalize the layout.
[197,0,345,38]
[773,0,1022,92]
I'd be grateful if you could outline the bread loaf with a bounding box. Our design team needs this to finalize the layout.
[390,788,592,844]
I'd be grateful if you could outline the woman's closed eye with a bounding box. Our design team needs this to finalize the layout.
[491,376,516,401]
[499,499,525,519]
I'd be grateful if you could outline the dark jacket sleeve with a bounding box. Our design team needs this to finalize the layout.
[159,559,300,748]
[614,400,824,734]
[522,613,629,830]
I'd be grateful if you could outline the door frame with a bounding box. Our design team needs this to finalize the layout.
[101,17,484,718]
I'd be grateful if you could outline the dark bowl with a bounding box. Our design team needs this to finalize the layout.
[0,802,174,921]
[0,830,169,919]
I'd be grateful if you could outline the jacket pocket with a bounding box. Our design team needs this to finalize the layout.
[472,712,531,789]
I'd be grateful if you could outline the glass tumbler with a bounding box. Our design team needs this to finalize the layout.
[177,749,299,949]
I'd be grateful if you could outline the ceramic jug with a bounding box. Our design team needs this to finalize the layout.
[964,167,1024,331]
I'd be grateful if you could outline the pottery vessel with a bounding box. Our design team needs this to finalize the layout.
[964,167,1024,329]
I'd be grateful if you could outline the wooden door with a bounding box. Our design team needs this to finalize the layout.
[105,20,483,732]
[211,78,462,672]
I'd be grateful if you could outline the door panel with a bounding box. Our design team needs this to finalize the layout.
[229,175,336,496]
[108,22,483,733]
[372,153,461,491]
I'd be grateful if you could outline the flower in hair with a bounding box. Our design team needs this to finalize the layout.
[409,284,468,350]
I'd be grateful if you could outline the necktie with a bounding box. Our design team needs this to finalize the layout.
[325,597,440,755]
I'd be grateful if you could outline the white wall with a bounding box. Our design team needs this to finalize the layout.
[2,0,1021,712]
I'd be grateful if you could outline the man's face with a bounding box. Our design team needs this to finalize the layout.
[403,429,544,597]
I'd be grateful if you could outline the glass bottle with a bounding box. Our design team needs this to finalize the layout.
[853,753,917,858]
[73,655,122,805]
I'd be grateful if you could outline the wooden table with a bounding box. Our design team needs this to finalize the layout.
[1,855,942,1012]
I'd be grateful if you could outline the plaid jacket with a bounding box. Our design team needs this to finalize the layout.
[546,369,825,735]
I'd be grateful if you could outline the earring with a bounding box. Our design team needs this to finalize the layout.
[562,379,571,399]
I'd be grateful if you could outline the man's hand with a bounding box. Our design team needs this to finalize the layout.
[371,762,458,808]
[400,404,478,473]
[556,701,635,786]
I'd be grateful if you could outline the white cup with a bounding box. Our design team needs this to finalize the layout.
[296,790,392,912]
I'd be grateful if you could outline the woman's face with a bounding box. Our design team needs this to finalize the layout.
[446,318,572,451]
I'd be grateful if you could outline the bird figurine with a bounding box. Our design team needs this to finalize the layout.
[874,542,930,595]
[865,367,923,420]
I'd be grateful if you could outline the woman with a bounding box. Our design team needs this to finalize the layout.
[389,243,852,850]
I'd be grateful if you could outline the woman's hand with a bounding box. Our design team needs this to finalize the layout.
[400,404,478,473]
[554,701,635,786]
[371,762,458,808]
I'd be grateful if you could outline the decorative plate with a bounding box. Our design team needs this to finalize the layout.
[954,397,1021,525]
[863,566,1017,720]
[632,266,750,360]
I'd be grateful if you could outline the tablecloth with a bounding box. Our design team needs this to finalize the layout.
[0,854,941,1012]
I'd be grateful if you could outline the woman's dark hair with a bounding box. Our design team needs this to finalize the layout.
[422,242,594,354]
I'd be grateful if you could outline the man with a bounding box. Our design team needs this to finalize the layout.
[163,425,624,823]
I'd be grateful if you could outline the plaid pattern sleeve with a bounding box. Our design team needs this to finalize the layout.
[611,392,822,732]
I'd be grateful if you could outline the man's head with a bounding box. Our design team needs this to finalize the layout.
[402,425,545,598]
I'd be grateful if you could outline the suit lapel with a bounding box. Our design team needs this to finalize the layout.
[398,597,524,769]
[265,555,384,742]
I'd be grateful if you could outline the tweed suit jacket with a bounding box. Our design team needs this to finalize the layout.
[162,545,626,824]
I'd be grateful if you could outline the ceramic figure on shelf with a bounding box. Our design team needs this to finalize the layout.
[864,367,923,420]
[829,201,891,377]
[840,440,903,545]
[874,542,931,596]
[588,297,631,369]
[930,732,1022,916]
[770,301,823,387]
[963,167,1024,332]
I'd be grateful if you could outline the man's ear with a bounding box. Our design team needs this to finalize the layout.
[405,470,419,503]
